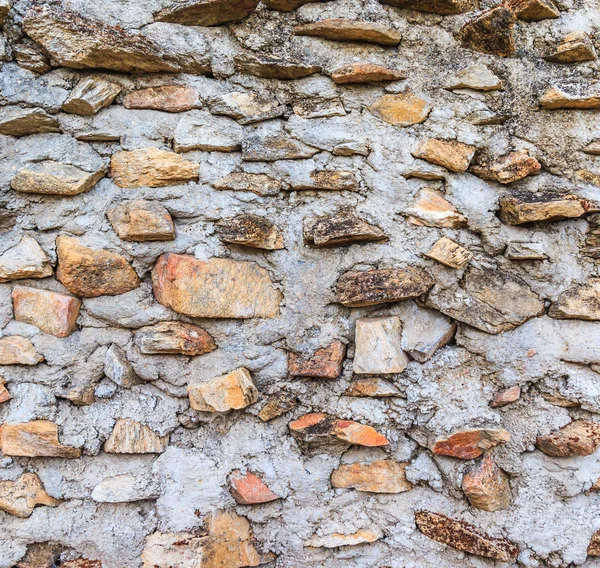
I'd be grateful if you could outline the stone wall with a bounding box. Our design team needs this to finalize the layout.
[1,0,600,565]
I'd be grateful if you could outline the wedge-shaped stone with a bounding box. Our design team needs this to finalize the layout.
[432,428,510,459]
[234,53,320,80]
[354,316,407,375]
[12,286,81,338]
[209,92,285,125]
[107,200,175,242]
[537,420,600,457]
[370,93,431,126]
[406,188,467,228]
[446,64,502,91]
[412,138,475,172]
[56,236,140,298]
[344,378,401,397]
[288,340,345,379]
[217,214,284,250]
[471,150,541,184]
[0,336,44,365]
[265,0,331,10]
[154,0,260,26]
[62,77,121,116]
[124,86,201,112]
[304,212,387,247]
[332,460,411,493]
[214,172,282,196]
[380,0,476,14]
[135,321,216,356]
[415,511,519,562]
[11,161,105,196]
[457,7,516,57]
[294,19,401,45]
[545,32,597,63]
[111,148,199,188]
[305,528,382,548]
[104,418,168,454]
[583,141,600,155]
[426,267,544,334]
[0,106,60,137]
[173,112,243,152]
[242,131,318,162]
[0,236,52,283]
[332,63,405,84]
[549,280,600,320]
[152,253,282,318]
[23,6,211,74]
[258,392,297,421]
[228,470,280,505]
[509,0,559,21]
[490,385,521,407]
[462,453,511,511]
[104,344,140,388]
[0,421,81,458]
[13,41,52,74]
[336,266,435,307]
[539,86,600,109]
[292,170,359,191]
[0,473,60,518]
[498,192,593,225]
[425,237,472,269]
[188,367,258,412]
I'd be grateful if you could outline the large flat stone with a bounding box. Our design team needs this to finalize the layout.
[380,0,477,14]
[11,161,105,196]
[537,420,600,457]
[173,112,243,152]
[303,212,387,247]
[0,106,60,137]
[217,214,284,250]
[353,316,408,374]
[331,460,411,493]
[294,19,401,45]
[549,280,600,320]
[0,236,52,283]
[124,86,201,113]
[288,340,345,379]
[539,86,600,110]
[154,0,260,26]
[0,420,81,458]
[135,321,216,356]
[234,53,320,80]
[498,192,593,225]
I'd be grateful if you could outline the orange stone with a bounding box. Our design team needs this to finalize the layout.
[412,138,476,172]
[0,420,81,458]
[331,460,411,493]
[288,340,345,379]
[331,63,406,84]
[228,470,280,505]
[536,420,600,457]
[589,530,600,556]
[370,92,431,126]
[334,420,389,447]
[0,336,44,365]
[432,428,510,459]
[490,386,521,408]
[123,86,200,112]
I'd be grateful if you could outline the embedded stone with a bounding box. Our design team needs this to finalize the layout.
[589,531,600,556]
[353,316,407,375]
[332,141,370,156]
[336,266,435,307]
[577,170,600,187]
[264,0,331,10]
[0,420,81,458]
[11,161,105,196]
[104,344,140,388]
[188,367,258,412]
[214,172,282,196]
[110,148,199,188]
[305,529,382,548]
[234,53,321,80]
[304,212,387,247]
[344,378,401,397]
[152,253,282,318]
[331,460,411,493]
[288,340,345,379]
[539,86,600,109]
[216,214,284,250]
[425,237,473,269]
[583,141,600,155]
[0,0,9,24]
[498,192,594,225]
[332,63,406,84]
[381,0,476,13]
[504,242,548,260]
[490,385,521,408]
[462,453,511,511]
[141,532,205,568]
[545,32,597,63]
[457,7,516,57]
[293,98,346,119]
[509,0,559,21]
[209,92,285,125]
[0,473,60,518]
[369,93,431,127]
[107,200,175,242]
[0,106,61,137]
[406,188,467,228]
[154,0,260,26]
[62,76,121,116]
[104,418,168,454]
[403,161,448,181]
[242,130,318,162]
[0,336,44,365]
[415,511,519,562]
[292,170,359,191]
[173,112,243,152]
[412,138,476,172]
[468,110,510,125]
[12,41,52,74]
[548,280,600,321]
[91,473,159,503]
[0,379,10,404]
[537,420,600,457]
[124,86,201,112]
[228,470,280,505]
[471,150,541,184]
[12,286,81,338]
[56,236,140,298]
[432,428,511,459]
[0,236,52,282]
[258,392,297,421]
[135,321,217,356]
[446,64,503,91]
[294,19,401,45]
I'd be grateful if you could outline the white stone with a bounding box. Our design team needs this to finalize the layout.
[353,316,408,374]
[92,473,159,503]
[0,236,52,282]
[446,64,503,91]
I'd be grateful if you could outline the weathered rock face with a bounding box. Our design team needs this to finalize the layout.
[288,340,345,379]
[589,532,600,557]
[0,236,52,282]
[154,0,260,26]
[0,421,81,458]
[62,77,121,116]
[292,170,358,191]
[209,92,284,125]
[457,7,516,57]
[379,0,476,14]
[369,93,431,127]
[0,336,44,365]
[344,377,401,397]
[332,63,406,84]
[509,0,560,21]
[424,237,472,269]
[462,454,511,511]
[490,385,521,407]
[104,344,140,388]
[331,460,411,493]
[504,242,548,260]
[432,428,510,459]
[412,138,475,172]
[258,392,297,421]
[123,86,201,112]
[188,367,258,412]
[294,19,401,45]
[471,150,541,184]
[304,212,387,247]
[234,53,320,80]
[353,316,407,374]
[242,129,318,161]
[498,192,593,225]
[173,112,243,152]
[104,419,168,454]
[0,106,61,136]
[92,473,159,503]
[545,32,597,63]
[536,420,600,457]
[406,188,467,228]
[216,214,284,250]
[213,172,281,196]
[0,473,60,518]
[228,470,280,505]
[539,87,600,109]
[548,280,600,320]
[11,161,105,196]
[107,200,175,242]
[135,321,216,356]
[445,64,502,91]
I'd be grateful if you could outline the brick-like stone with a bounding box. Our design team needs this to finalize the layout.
[445,64,502,91]
[490,385,521,407]
[188,367,258,412]
[498,192,594,225]
[304,212,387,247]
[539,87,600,109]
[471,150,541,184]
[305,528,382,548]
[0,236,52,283]
[216,214,284,250]
[288,340,345,379]
[107,200,175,242]
[369,93,431,127]
[331,460,411,493]
[432,428,510,459]
[104,344,140,388]
[353,316,407,374]
[291,170,359,191]
[173,112,243,153]
[62,76,121,116]
[344,378,402,397]
[11,161,105,196]
[0,106,60,137]
[228,470,280,504]
[504,242,548,260]
[0,420,81,458]
[537,420,600,457]
[0,473,60,518]
[462,453,511,511]
[294,98,346,119]
[548,280,600,320]
[509,0,559,21]
[124,86,201,112]
[412,138,475,173]
[457,7,516,57]
[258,392,297,421]
[234,53,320,80]
[406,188,467,228]
[332,63,406,84]
[135,321,216,356]
[424,237,473,269]
[104,418,168,454]
[545,32,597,63]
[294,19,401,45]
[209,92,285,125]
[154,0,260,26]
[380,0,476,14]
[242,130,318,162]
[0,336,44,365]
[214,172,282,196]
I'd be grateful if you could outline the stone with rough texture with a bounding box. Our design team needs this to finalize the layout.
[12,41,52,74]
[154,0,260,26]
[457,7,516,57]
[292,170,358,191]
[353,316,408,375]
[380,0,476,14]
[548,280,600,321]
[0,106,60,137]
[425,237,473,269]
[188,367,258,412]
[62,77,121,116]
[294,19,401,45]
[369,93,431,127]
[406,188,467,228]
[545,32,597,63]
[462,453,511,511]
[152,253,282,319]
[104,344,140,388]
[0,0,9,24]
[412,138,475,172]
[0,336,44,365]
[209,92,284,125]
[504,242,548,260]
[344,378,401,397]
[589,532,600,556]
[400,303,456,362]
[228,470,280,505]
[124,86,200,112]
[537,420,600,457]
[288,340,345,379]
[294,99,346,119]
[214,172,282,196]
[107,200,175,242]
[104,418,168,454]
[234,53,321,80]
[331,460,411,493]
[258,392,297,421]
[304,212,387,247]
[0,379,10,405]
[141,532,204,568]
[539,87,600,110]
[0,421,81,458]
[332,63,406,84]
[242,130,318,162]
[305,528,382,548]
[173,112,243,152]
[0,473,60,518]
[135,321,216,356]
[509,0,560,20]
[446,64,503,91]
[56,236,140,298]
[498,192,593,225]
[91,473,159,503]
[432,428,511,459]
[583,141,600,155]
[490,385,521,407]
[216,214,284,250]
[11,161,105,196]
[471,150,541,184]
[0,236,52,283]
[264,0,330,9]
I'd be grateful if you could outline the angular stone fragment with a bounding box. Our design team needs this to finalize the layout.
[332,141,370,156]
[0,473,60,518]
[293,98,346,119]
[305,528,382,548]
[498,192,593,225]
[56,236,140,298]
[0,106,60,137]
[504,242,548,260]
[141,532,205,568]
[214,172,282,196]
[426,267,544,334]
[537,420,600,457]
[12,286,81,338]
[446,64,503,91]
[462,453,511,511]
[490,385,521,408]
[104,418,168,454]
[403,161,448,181]
[104,344,140,388]
[0,236,52,283]
[292,170,359,191]
[415,511,519,562]
[152,253,282,318]
[344,378,401,397]
[258,392,297,421]
[209,92,284,125]
[400,303,456,362]
[234,53,320,80]
[173,112,243,152]
[0,336,44,365]
[589,531,600,556]
[304,212,387,247]
[0,421,81,458]
[110,148,199,188]
[135,321,216,356]
[288,340,345,379]
[154,0,260,26]
[545,32,597,63]
[457,7,516,57]
[217,214,284,250]
[12,41,53,74]
[228,470,280,505]
[62,77,121,116]
[583,141,600,155]
[539,86,600,109]
[332,460,411,493]
[369,93,431,127]
[508,0,559,21]
[92,473,159,503]
[468,109,510,125]
[382,0,477,13]
[354,316,407,375]
[406,188,467,228]
[0,379,10,404]
[332,63,405,84]
[242,131,318,162]
[412,138,475,173]
[432,428,510,459]
[336,266,435,307]
[188,367,258,412]
[472,150,541,184]
[107,200,175,242]
[124,86,200,112]
[11,161,105,196]
[425,237,473,269]
[294,19,401,45]
[548,280,600,321]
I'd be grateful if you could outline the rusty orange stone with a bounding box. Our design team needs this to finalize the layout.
[462,453,511,511]
[288,340,345,379]
[334,420,389,447]
[228,470,280,505]
[0,380,10,404]
[432,428,510,459]
[289,412,328,431]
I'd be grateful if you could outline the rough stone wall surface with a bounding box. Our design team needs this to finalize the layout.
[1,0,600,566]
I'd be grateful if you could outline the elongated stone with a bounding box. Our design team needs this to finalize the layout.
[11,161,105,196]
[432,428,510,459]
[294,19,401,45]
[406,188,467,228]
[234,53,321,80]
[498,192,593,225]
[292,171,358,191]
[0,421,81,458]
[332,63,405,84]
[505,243,547,262]
[154,0,260,26]
[344,378,401,398]
[490,386,521,407]
[380,0,476,13]
[294,98,346,120]
[104,419,168,454]
[214,172,282,196]
[305,528,382,548]
[425,237,472,269]
[537,420,600,457]
[135,321,216,356]
[92,473,159,503]
[332,460,411,493]
[446,64,503,91]
[188,367,258,412]
[0,336,44,365]
[0,236,52,282]
[288,340,345,379]
[209,92,284,125]
[462,453,511,511]
[242,131,318,162]
[548,280,600,320]
[582,141,600,155]
[0,473,60,518]
[104,344,140,388]
[471,150,541,184]
[173,112,243,152]
[124,86,201,112]
[545,32,597,63]
[62,77,121,116]
[370,93,431,126]
[457,7,516,57]
[107,200,175,242]
[539,87,600,109]
[264,0,330,10]
[217,214,284,250]
[304,212,387,247]
[0,106,61,137]
[353,316,407,374]
[412,138,475,172]
[509,0,559,21]
[228,470,280,505]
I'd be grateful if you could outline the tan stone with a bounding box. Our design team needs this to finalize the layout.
[258,392,297,421]
[425,237,473,269]
[294,19,401,45]
[305,528,382,548]
[12,286,81,338]
[173,112,243,153]
[332,63,405,84]
[216,214,284,250]
[412,138,475,172]
[353,316,407,374]
[344,378,401,398]
[288,340,346,379]
[214,172,282,196]
[104,344,140,388]
[11,161,105,196]
[0,0,9,25]
[509,0,560,21]
[293,98,346,119]
[504,242,548,260]
[154,0,260,26]
[432,428,511,459]
[0,378,10,404]
[56,236,140,298]
[135,321,216,356]
[304,212,387,247]
[242,130,318,162]
[62,77,121,116]
[490,385,521,407]
[369,93,431,127]
[537,420,600,457]
[0,106,61,137]
[457,7,516,57]
[209,92,284,125]
[498,192,593,225]
[292,170,359,191]
[577,169,600,187]
[0,336,44,365]
[0,473,60,518]
[228,470,280,505]
[0,420,81,458]
[549,280,600,320]
[462,453,511,511]
[104,418,168,454]
[152,254,282,319]
[188,367,258,412]
[446,64,503,91]
[540,87,600,109]
[141,532,204,568]
[471,150,541,184]
[124,86,201,112]
[234,53,320,80]
[13,41,52,74]
[545,32,597,63]
[264,0,330,10]
[110,148,199,188]
[380,0,476,14]
[0,236,52,282]
[331,460,411,493]
[107,200,175,242]
[589,531,600,556]
[406,188,467,228]
[583,141,600,155]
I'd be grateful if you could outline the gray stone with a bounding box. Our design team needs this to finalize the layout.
[209,92,285,125]
[504,242,548,260]
[62,77,122,116]
[104,344,141,388]
[173,111,243,153]
[92,473,159,503]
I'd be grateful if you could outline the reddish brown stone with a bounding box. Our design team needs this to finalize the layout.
[490,386,521,408]
[258,392,297,422]
[331,63,405,84]
[288,340,345,379]
[412,138,476,173]
[432,428,510,459]
[123,86,200,112]
[135,321,216,356]
[457,7,516,58]
[0,379,10,404]
[331,460,411,493]
[462,453,511,511]
[228,470,280,505]
[537,420,600,457]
